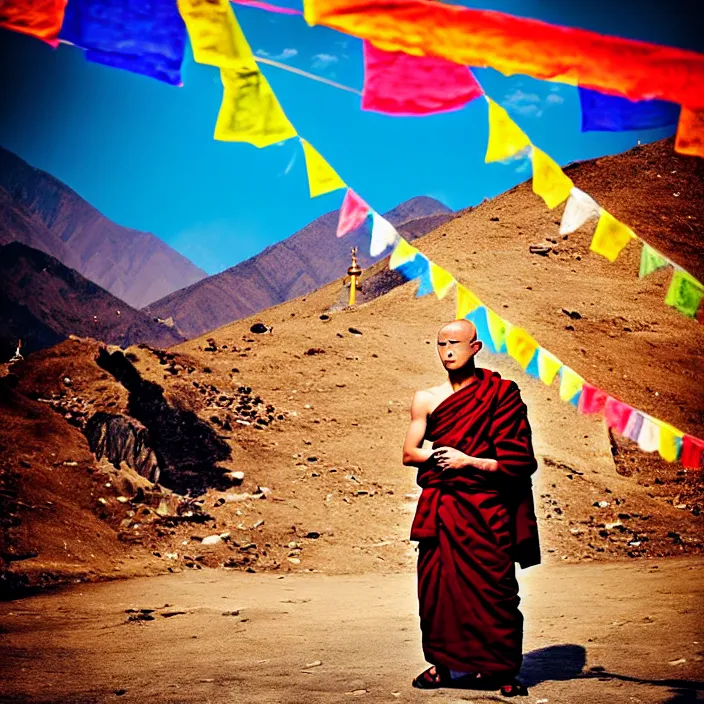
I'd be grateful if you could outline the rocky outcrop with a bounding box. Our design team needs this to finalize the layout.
[85,412,160,484]
[96,348,232,495]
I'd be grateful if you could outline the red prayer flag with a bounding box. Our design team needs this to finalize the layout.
[681,435,704,469]
[305,0,704,110]
[579,383,608,415]
[675,107,704,158]
[0,0,67,46]
[362,40,483,116]
[337,189,370,237]
[604,397,633,435]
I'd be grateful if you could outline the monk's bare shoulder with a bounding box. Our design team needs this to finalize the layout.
[412,383,452,415]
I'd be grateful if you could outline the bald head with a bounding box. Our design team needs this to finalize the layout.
[437,319,478,343]
[436,319,482,373]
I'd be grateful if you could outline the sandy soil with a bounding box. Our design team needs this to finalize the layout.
[0,558,702,704]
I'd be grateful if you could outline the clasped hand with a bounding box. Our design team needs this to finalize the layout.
[432,446,470,470]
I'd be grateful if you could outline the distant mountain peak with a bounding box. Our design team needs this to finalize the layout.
[0,147,206,308]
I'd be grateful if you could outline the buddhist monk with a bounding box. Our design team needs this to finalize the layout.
[402,319,540,697]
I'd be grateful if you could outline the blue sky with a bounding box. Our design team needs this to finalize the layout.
[0,0,697,275]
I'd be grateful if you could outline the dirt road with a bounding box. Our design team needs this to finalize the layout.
[1,558,702,704]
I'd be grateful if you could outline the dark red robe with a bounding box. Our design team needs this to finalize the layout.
[411,368,539,678]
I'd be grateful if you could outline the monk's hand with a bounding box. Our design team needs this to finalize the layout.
[433,447,471,471]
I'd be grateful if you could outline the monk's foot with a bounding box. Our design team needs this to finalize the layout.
[412,666,446,689]
[500,680,529,697]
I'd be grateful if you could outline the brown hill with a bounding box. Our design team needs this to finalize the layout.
[1,138,702,590]
[145,196,454,339]
[0,242,184,357]
[0,148,207,308]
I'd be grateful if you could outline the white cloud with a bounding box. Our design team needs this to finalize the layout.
[312,53,339,69]
[255,47,298,61]
[546,92,565,104]
[503,89,543,118]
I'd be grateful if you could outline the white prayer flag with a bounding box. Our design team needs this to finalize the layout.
[370,212,399,257]
[560,187,600,235]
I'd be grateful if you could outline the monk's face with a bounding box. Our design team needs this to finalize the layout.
[436,320,482,371]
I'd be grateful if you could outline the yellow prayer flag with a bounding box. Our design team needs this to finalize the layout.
[531,147,573,209]
[657,421,683,462]
[429,263,456,300]
[300,138,346,198]
[590,210,635,262]
[486,309,508,352]
[455,284,482,320]
[484,97,532,163]
[537,348,562,386]
[506,326,540,369]
[559,366,584,403]
[178,0,256,69]
[215,68,297,147]
[389,238,418,270]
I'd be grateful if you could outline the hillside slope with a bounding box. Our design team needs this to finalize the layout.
[0,148,207,308]
[1,138,701,588]
[0,242,184,357]
[145,196,454,338]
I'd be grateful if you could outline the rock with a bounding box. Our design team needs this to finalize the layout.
[305,661,323,668]
[202,535,223,546]
[219,532,231,540]
[561,309,582,320]
[348,327,363,335]
[669,658,687,666]
[252,520,264,529]
[226,471,245,486]
[225,493,252,502]
[288,557,301,565]
[305,531,321,539]
[594,500,610,508]
[63,377,72,386]
[250,323,272,334]
[305,348,326,356]
[222,610,241,616]
[529,244,552,256]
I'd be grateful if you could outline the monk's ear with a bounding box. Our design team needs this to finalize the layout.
[473,340,483,354]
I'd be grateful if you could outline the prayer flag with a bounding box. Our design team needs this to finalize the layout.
[214,69,297,147]
[300,138,346,198]
[590,210,635,262]
[639,243,669,278]
[681,435,704,469]
[429,263,456,299]
[60,0,186,85]
[675,107,704,158]
[506,327,539,369]
[178,0,255,69]
[303,0,704,111]
[578,88,680,132]
[465,307,494,353]
[484,98,531,163]
[0,0,66,45]
[579,382,607,415]
[415,260,434,297]
[395,254,429,282]
[486,309,509,353]
[362,41,483,116]
[537,348,562,386]
[456,284,482,320]
[624,410,644,443]
[559,366,584,406]
[531,147,573,209]
[338,189,370,238]
[665,270,704,318]
[389,238,418,269]
[560,188,600,235]
[657,421,683,462]
[637,416,660,453]
[369,212,398,256]
[524,350,540,380]
[604,397,633,435]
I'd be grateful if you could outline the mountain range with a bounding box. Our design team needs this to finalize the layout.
[144,196,454,338]
[0,148,207,309]
[0,242,184,359]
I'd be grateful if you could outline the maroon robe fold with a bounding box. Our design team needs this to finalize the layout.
[411,368,539,678]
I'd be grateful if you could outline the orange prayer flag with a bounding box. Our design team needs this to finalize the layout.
[675,107,704,157]
[0,0,66,46]
[303,0,704,110]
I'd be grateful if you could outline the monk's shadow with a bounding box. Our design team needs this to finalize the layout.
[520,644,703,701]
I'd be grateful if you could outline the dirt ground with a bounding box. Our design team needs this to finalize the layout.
[0,557,701,704]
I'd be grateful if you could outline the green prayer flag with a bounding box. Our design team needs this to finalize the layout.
[639,244,669,278]
[665,270,704,318]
